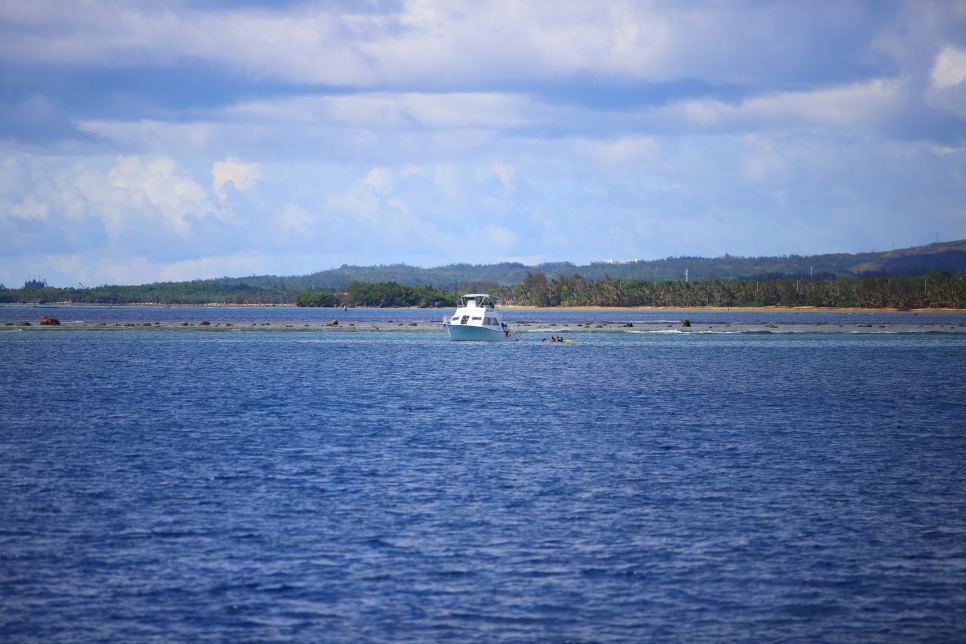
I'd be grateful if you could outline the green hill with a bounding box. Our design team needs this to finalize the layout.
[218,240,966,290]
[2,240,964,306]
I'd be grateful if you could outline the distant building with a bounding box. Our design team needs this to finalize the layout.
[24,276,48,289]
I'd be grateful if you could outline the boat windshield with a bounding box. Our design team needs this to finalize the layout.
[458,294,499,308]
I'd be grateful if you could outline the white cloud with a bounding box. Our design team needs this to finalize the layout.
[931,46,966,89]
[212,157,262,201]
[489,161,521,191]
[2,1,920,88]
[675,79,906,129]
[925,45,966,119]
[229,93,544,130]
[400,165,423,179]
[574,136,661,166]
[0,154,222,251]
[482,224,518,251]
[108,156,211,238]
[51,252,273,286]
[363,167,395,194]
[274,203,315,241]
[75,120,220,154]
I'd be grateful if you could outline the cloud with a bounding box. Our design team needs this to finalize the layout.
[1,1,965,287]
[489,161,521,191]
[574,136,661,166]
[108,156,212,237]
[43,251,273,286]
[1,154,222,256]
[363,167,395,193]
[212,157,262,201]
[0,1,919,88]
[482,224,518,251]
[273,202,315,241]
[931,46,966,89]
[675,79,907,130]
[229,93,545,130]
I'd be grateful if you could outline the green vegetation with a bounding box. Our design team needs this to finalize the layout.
[212,239,966,290]
[294,291,342,307]
[295,282,456,308]
[497,271,966,309]
[3,241,965,309]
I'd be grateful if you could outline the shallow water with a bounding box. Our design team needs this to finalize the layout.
[1,328,965,643]
[3,304,965,337]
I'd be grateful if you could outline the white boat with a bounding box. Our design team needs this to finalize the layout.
[444,294,517,341]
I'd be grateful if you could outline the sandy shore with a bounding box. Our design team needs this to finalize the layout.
[501,305,966,312]
[4,319,965,335]
[7,303,965,312]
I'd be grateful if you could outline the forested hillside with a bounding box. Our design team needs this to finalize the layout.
[3,241,965,307]
[220,240,966,290]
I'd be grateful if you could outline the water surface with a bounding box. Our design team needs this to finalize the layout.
[1,328,964,643]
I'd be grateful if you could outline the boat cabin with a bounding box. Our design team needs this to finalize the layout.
[451,294,503,327]
[445,293,513,340]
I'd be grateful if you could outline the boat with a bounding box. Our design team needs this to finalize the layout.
[444,294,517,341]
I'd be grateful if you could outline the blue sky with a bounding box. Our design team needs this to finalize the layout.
[1,0,965,287]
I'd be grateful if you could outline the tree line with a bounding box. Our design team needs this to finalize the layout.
[296,282,456,308]
[4,272,965,308]
[496,271,966,309]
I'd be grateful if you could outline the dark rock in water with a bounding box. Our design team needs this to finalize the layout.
[17,321,32,326]
[765,322,777,328]
[226,323,233,327]
[327,320,339,326]
[181,322,189,326]
[200,320,210,326]
[142,323,151,327]
[858,323,872,327]
[408,322,417,326]
[622,322,634,327]
[596,324,604,328]
[681,319,691,327]
[96,323,106,327]
[4,322,13,326]
[39,316,60,326]
[549,323,557,326]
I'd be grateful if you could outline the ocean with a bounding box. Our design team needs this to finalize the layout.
[2,306,965,643]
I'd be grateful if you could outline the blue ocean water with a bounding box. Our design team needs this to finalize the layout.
[1,325,965,643]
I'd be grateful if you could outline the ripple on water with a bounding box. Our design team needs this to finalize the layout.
[0,330,964,643]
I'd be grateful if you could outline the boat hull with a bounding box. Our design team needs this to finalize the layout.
[445,324,515,341]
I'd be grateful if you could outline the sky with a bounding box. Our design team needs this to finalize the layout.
[1,0,965,287]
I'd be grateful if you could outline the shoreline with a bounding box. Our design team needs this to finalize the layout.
[500,305,966,312]
[3,303,965,312]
